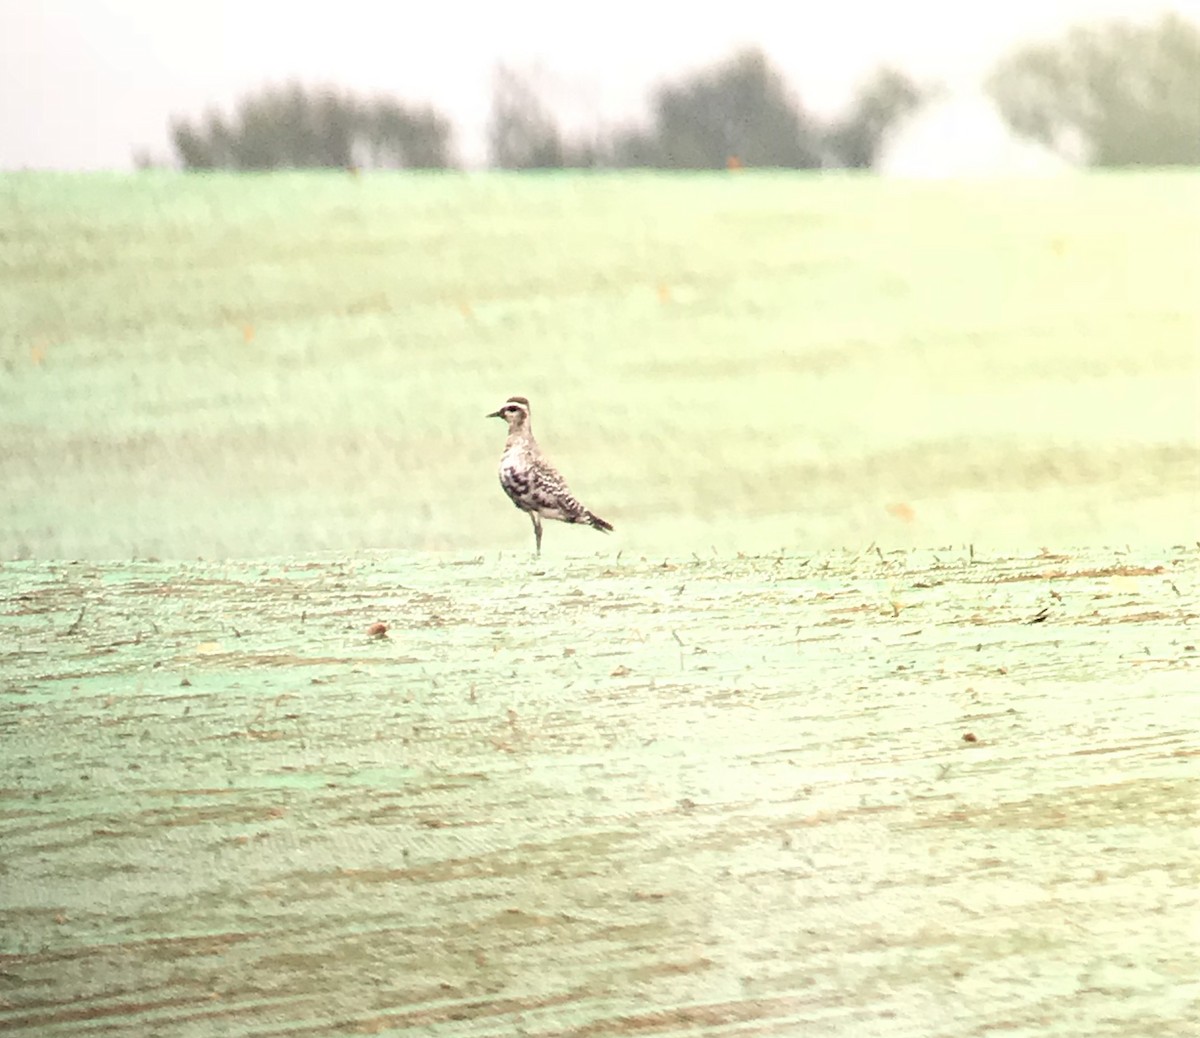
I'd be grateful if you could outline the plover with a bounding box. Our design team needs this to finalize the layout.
[487,396,613,554]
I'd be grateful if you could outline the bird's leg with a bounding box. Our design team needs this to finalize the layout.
[530,512,543,555]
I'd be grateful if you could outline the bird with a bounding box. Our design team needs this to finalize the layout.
[487,395,613,555]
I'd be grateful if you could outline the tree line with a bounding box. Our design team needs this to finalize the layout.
[160,14,1199,172]
[169,85,451,170]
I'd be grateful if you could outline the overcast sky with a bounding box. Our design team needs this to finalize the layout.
[1,0,1194,169]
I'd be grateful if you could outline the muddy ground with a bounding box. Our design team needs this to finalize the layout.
[1,546,1197,1036]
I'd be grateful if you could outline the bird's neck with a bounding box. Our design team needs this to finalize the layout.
[505,425,535,452]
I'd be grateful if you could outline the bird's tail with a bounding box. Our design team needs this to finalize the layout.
[587,513,613,533]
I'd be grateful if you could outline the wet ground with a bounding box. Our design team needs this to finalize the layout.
[2,546,1197,1036]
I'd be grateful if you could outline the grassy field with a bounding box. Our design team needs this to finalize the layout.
[1,170,1197,558]
[1,172,1198,1036]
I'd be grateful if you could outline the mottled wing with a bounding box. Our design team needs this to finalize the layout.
[529,461,589,523]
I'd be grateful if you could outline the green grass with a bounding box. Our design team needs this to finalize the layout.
[4,171,1197,1037]
[1,170,1197,559]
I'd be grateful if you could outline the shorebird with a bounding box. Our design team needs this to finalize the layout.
[487,395,613,554]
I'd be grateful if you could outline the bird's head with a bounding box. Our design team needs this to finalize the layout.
[487,396,531,432]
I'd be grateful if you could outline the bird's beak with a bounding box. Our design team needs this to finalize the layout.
[486,409,502,419]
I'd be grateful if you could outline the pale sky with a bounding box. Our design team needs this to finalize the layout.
[1,0,1195,169]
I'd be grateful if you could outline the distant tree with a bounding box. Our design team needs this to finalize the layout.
[486,65,598,169]
[365,100,451,169]
[487,65,566,169]
[171,114,226,170]
[169,83,454,170]
[987,14,1200,166]
[824,67,930,169]
[612,49,821,169]
[606,128,660,168]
